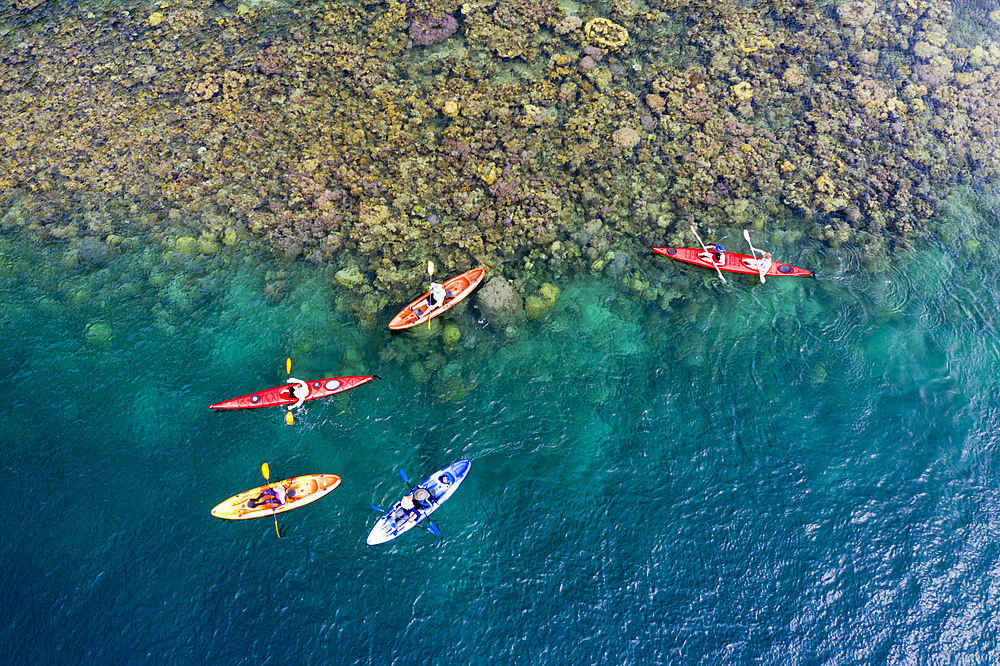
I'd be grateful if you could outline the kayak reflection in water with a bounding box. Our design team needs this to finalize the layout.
[698,244,725,265]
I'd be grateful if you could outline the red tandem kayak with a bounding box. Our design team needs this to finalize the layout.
[209,375,376,410]
[653,247,813,278]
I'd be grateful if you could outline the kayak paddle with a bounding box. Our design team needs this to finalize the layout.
[285,358,295,425]
[261,463,281,538]
[427,261,435,330]
[689,225,727,284]
[285,357,295,425]
[743,229,766,284]
[370,503,441,536]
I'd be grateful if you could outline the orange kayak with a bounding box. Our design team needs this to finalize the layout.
[211,474,341,520]
[388,268,485,330]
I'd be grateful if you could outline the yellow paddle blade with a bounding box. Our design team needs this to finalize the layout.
[261,462,270,480]
[285,411,295,425]
[286,357,291,374]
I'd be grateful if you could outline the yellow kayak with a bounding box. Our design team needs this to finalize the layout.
[211,474,341,520]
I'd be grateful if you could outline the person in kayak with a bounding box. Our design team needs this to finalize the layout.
[412,487,431,509]
[412,283,451,317]
[698,244,725,265]
[286,377,309,410]
[742,252,773,274]
[401,494,422,518]
[427,281,447,310]
[249,483,287,509]
[431,474,452,499]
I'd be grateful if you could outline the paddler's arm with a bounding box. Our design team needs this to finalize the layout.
[287,377,309,409]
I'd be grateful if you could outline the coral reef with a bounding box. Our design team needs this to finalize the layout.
[584,18,630,51]
[612,127,642,149]
[408,13,459,46]
[0,0,998,323]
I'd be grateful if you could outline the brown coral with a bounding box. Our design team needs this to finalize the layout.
[583,18,629,51]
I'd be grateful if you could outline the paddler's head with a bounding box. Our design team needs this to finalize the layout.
[401,496,414,510]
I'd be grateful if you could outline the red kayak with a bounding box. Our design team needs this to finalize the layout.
[653,247,813,278]
[209,375,376,410]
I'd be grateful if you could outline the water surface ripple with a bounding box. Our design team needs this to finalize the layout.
[3,226,1000,665]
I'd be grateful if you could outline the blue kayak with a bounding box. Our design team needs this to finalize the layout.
[367,460,471,545]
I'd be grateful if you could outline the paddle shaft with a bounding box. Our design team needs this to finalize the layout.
[689,226,727,284]
[427,261,435,330]
[285,358,295,424]
[262,464,281,538]
[743,230,766,283]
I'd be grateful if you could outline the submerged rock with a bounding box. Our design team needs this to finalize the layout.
[85,320,113,347]
[539,282,561,304]
[476,276,524,327]
[526,282,562,320]
[442,324,461,346]
[434,362,473,403]
[408,361,430,384]
[525,295,549,321]
[77,238,111,266]
[335,265,364,290]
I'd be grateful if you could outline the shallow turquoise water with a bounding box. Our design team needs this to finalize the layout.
[4,190,1000,664]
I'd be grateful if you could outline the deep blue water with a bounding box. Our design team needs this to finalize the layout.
[4,186,1000,665]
